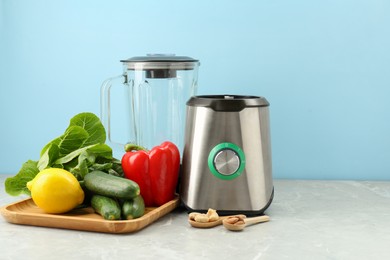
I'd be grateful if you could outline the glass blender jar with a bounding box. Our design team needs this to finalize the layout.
[101,54,199,157]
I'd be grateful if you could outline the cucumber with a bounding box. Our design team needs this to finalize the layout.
[91,194,121,220]
[84,170,140,199]
[121,195,145,220]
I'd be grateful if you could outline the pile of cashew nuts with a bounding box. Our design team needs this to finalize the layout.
[188,208,219,223]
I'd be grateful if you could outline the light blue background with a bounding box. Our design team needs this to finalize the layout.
[1,0,389,180]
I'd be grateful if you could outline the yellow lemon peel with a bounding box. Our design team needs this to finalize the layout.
[27,168,84,214]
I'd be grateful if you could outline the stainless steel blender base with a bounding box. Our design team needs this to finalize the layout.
[180,95,274,214]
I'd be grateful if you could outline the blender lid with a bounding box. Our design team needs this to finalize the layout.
[121,54,199,70]
[187,95,269,111]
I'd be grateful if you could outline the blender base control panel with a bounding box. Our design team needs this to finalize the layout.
[207,142,246,180]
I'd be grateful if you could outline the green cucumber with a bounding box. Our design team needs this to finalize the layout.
[91,194,121,220]
[121,195,145,220]
[84,170,140,199]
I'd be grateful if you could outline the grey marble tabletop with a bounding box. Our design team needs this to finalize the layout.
[1,174,390,260]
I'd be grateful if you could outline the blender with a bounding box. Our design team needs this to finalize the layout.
[180,95,274,215]
[100,54,199,156]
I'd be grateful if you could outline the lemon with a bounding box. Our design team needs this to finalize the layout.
[27,168,85,214]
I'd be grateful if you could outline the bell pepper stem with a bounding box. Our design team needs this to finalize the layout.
[124,143,148,152]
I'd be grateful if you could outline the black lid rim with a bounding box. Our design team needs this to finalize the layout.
[187,95,270,111]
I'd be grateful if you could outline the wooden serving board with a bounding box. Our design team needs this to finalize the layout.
[1,196,180,234]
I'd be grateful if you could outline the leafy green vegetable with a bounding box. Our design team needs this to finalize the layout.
[5,112,123,196]
[68,112,106,146]
[5,160,39,196]
[37,143,60,171]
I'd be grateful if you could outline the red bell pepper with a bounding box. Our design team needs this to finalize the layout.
[121,141,180,207]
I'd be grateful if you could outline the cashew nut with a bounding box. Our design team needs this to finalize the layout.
[206,208,219,222]
[194,213,209,223]
[188,208,220,223]
[189,212,201,221]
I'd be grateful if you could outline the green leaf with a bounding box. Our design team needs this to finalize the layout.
[68,159,89,180]
[40,112,105,157]
[59,143,113,179]
[57,126,90,156]
[109,159,124,177]
[40,136,61,157]
[54,144,97,165]
[65,149,96,180]
[78,150,97,167]
[37,143,60,171]
[91,162,113,171]
[86,143,113,160]
[67,112,106,146]
[40,126,89,157]
[5,160,39,196]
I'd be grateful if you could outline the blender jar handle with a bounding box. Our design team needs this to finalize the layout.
[100,75,127,152]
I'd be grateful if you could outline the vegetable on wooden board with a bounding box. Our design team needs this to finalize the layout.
[121,141,180,207]
[5,112,123,197]
[84,170,140,200]
[121,195,145,220]
[91,194,121,220]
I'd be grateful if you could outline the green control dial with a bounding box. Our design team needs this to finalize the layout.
[208,142,246,180]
